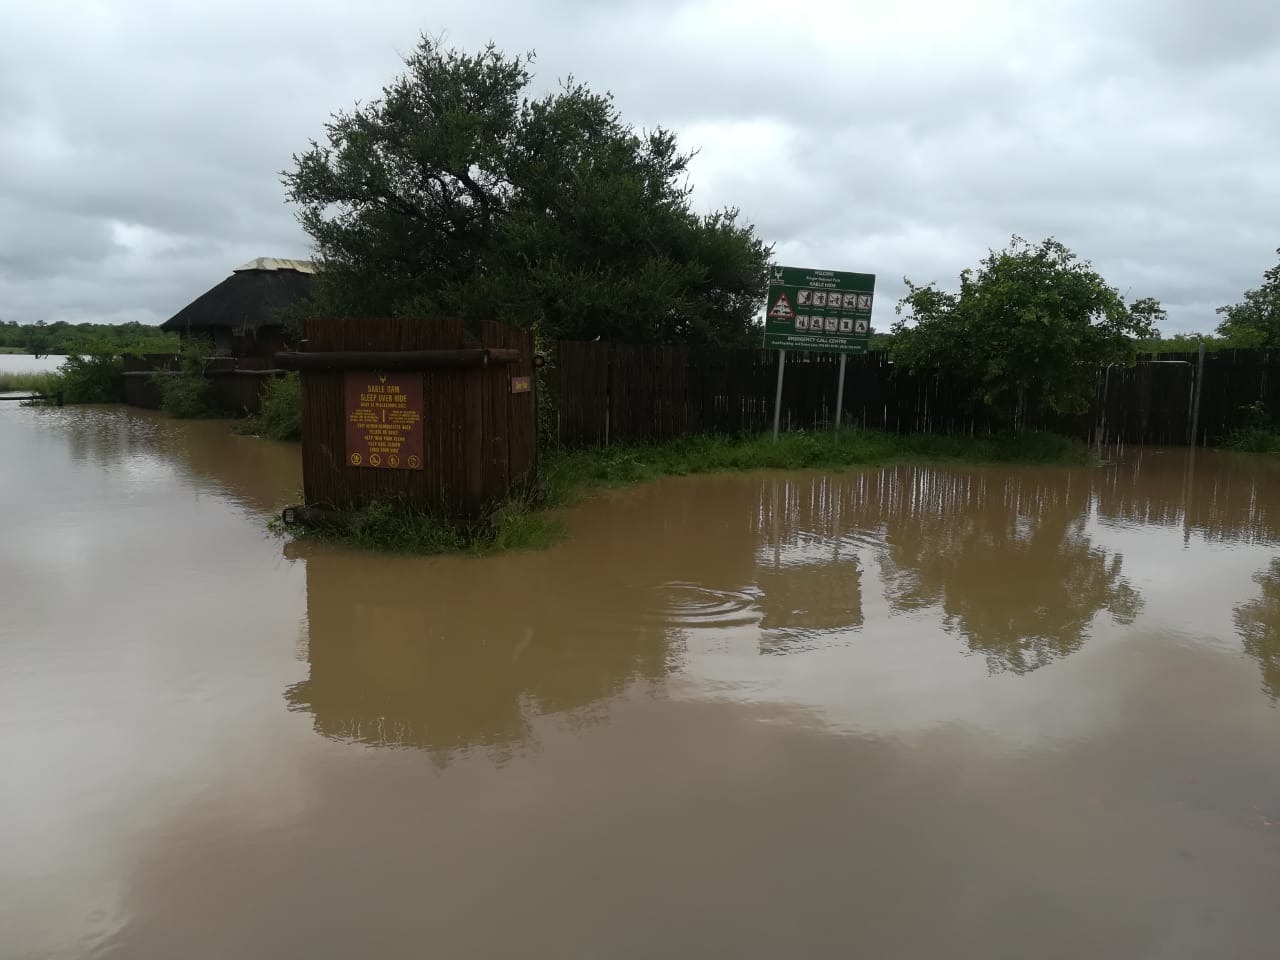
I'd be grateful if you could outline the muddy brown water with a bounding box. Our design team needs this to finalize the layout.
[2,405,1279,959]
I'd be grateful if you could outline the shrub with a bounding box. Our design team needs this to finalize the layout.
[155,339,223,418]
[56,346,125,403]
[237,372,302,441]
[1224,403,1280,453]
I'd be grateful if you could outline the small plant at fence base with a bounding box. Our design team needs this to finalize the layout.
[273,429,1092,556]
[237,372,302,441]
[1223,403,1280,454]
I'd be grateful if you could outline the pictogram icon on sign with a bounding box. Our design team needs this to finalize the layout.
[350,453,362,466]
[369,454,382,467]
[768,293,795,319]
[407,455,421,469]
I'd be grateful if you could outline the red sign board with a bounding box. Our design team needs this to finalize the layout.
[344,373,424,470]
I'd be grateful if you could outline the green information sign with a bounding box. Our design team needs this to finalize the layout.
[763,265,876,353]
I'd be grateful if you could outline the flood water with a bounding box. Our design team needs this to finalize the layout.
[3,404,1279,959]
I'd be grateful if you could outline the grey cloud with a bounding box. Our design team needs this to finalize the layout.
[1,0,1277,331]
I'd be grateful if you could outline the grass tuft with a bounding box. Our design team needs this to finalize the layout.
[0,371,60,394]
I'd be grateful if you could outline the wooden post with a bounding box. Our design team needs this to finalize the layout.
[834,353,848,432]
[1189,343,1205,447]
[771,349,787,443]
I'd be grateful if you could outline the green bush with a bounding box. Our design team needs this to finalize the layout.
[156,374,221,418]
[1223,402,1280,453]
[237,372,302,441]
[56,347,125,403]
[154,339,222,418]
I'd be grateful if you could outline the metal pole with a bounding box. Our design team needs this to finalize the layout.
[771,349,787,443]
[834,353,848,433]
[1189,343,1205,448]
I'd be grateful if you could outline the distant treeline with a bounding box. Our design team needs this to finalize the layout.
[868,331,1261,353]
[0,321,178,356]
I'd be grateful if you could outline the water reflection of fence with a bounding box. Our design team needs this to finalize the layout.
[549,345,1278,447]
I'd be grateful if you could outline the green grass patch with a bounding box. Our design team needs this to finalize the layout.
[277,429,1090,557]
[236,372,302,441]
[0,371,60,394]
[1223,427,1280,454]
[539,429,1090,506]
[275,497,566,556]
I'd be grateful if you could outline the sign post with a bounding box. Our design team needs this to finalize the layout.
[771,349,787,443]
[834,353,848,432]
[763,266,875,441]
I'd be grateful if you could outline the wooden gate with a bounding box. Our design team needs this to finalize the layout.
[277,318,536,519]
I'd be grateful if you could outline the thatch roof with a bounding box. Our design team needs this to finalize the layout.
[161,258,316,334]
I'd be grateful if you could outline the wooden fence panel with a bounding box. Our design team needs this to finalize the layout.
[295,317,532,518]
[555,341,609,447]
[548,343,1280,449]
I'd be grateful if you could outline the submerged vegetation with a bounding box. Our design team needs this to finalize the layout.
[0,371,60,394]
[0,347,125,403]
[154,340,222,418]
[278,429,1092,556]
[236,372,302,441]
[1223,403,1280,454]
[57,350,126,404]
[275,497,566,557]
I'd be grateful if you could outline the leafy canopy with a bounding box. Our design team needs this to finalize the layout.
[891,237,1159,420]
[1216,248,1280,348]
[285,37,770,345]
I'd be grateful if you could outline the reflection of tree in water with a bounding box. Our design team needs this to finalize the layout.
[749,477,863,652]
[1234,560,1280,701]
[284,549,675,761]
[1093,449,1280,545]
[871,466,1141,674]
[48,406,161,468]
[41,406,300,511]
[284,479,777,761]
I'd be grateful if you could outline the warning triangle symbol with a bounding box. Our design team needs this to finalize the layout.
[768,293,794,319]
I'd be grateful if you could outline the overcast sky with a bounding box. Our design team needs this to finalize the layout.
[1,0,1277,333]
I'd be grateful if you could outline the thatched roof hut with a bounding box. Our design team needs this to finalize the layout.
[161,257,315,358]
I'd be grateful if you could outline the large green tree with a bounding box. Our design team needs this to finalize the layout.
[1216,249,1280,348]
[284,37,770,345]
[890,237,1159,424]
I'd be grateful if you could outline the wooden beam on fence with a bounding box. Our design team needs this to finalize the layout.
[274,348,521,372]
